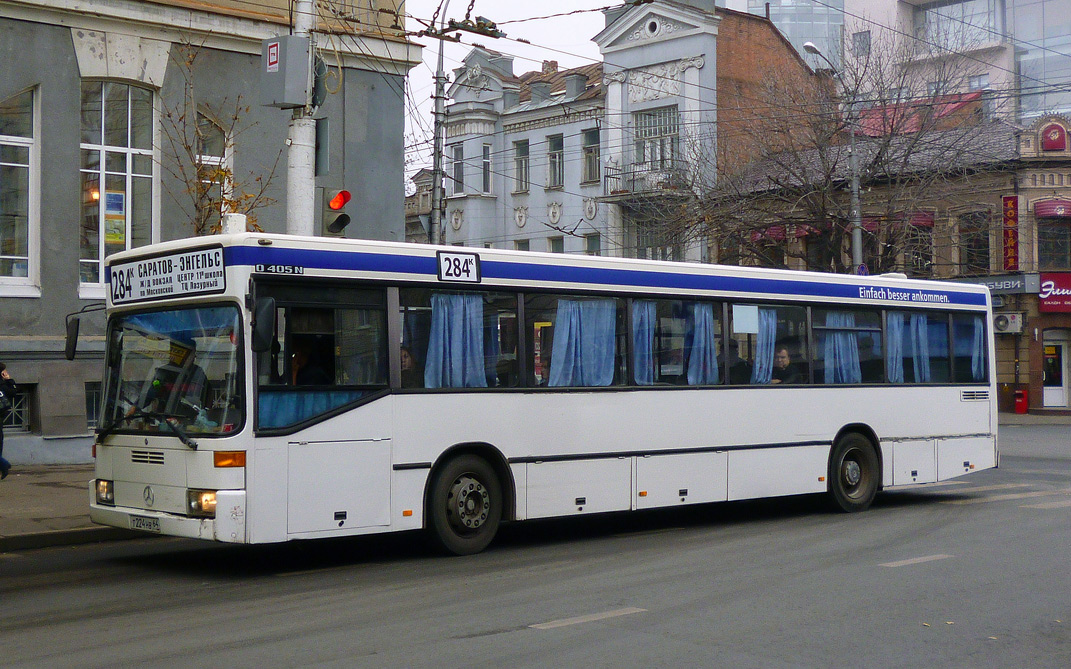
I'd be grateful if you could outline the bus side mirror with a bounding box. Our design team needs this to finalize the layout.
[251,297,276,353]
[65,317,80,361]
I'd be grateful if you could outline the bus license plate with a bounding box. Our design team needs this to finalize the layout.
[130,515,161,533]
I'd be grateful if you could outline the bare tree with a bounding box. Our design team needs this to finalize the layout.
[697,19,1015,276]
[158,41,282,236]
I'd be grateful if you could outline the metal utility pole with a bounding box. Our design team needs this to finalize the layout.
[804,41,864,274]
[429,0,451,247]
[425,3,505,246]
[287,0,317,236]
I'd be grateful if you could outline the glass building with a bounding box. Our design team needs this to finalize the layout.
[747,0,845,66]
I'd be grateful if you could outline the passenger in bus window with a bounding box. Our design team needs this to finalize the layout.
[292,343,331,385]
[721,338,751,385]
[771,346,802,384]
[400,346,422,388]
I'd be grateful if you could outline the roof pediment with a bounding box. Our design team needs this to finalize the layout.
[594,3,717,54]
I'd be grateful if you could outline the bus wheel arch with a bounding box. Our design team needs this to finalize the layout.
[424,443,513,555]
[828,426,881,513]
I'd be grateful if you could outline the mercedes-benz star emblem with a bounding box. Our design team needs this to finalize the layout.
[143,486,155,507]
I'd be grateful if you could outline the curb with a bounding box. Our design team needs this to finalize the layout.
[0,527,143,553]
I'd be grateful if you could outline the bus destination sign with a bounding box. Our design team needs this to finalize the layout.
[110,247,226,305]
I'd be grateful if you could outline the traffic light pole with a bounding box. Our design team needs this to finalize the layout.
[287,0,317,236]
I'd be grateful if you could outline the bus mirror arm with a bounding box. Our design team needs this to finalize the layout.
[251,297,276,353]
[64,303,105,361]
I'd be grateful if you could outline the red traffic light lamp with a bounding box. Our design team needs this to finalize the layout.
[323,189,352,235]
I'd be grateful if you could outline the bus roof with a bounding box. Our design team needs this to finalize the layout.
[105,233,990,310]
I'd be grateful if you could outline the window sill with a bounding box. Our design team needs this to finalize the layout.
[0,283,42,298]
[544,185,564,192]
[580,179,601,187]
[79,284,106,301]
[511,189,529,196]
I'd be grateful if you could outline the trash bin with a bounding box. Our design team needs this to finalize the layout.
[1014,388,1028,414]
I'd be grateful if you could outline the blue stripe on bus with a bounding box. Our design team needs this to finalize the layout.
[224,246,986,306]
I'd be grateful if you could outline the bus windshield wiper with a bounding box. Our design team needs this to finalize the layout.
[98,409,199,450]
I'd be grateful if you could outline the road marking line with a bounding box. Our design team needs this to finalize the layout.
[1021,499,1071,509]
[880,554,954,568]
[942,489,1071,505]
[531,607,646,630]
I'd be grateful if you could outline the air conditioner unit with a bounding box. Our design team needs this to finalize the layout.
[993,312,1025,334]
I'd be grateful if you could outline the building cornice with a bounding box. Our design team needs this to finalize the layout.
[503,102,604,134]
[0,0,421,75]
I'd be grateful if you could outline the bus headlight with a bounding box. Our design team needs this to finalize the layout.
[96,479,114,506]
[187,489,217,518]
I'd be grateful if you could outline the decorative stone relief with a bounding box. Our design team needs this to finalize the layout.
[583,198,598,221]
[626,57,704,104]
[464,63,489,98]
[514,206,528,228]
[548,202,563,225]
[450,209,463,231]
[627,15,688,41]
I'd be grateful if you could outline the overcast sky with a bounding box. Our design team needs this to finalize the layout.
[401,0,609,175]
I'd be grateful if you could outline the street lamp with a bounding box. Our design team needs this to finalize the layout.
[803,41,864,274]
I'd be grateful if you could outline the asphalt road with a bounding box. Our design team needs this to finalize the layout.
[1,426,1068,668]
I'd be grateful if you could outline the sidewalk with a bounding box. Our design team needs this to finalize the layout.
[1,412,1068,553]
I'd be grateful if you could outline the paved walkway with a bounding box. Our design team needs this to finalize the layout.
[1,413,1067,553]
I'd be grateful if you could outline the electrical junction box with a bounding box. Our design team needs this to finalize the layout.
[260,35,310,108]
[993,312,1025,334]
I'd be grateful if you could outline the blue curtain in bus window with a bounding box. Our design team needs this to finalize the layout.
[971,316,985,380]
[885,312,905,383]
[823,312,862,384]
[750,308,777,384]
[632,300,657,385]
[911,313,932,382]
[258,390,365,428]
[686,302,719,385]
[550,299,617,386]
[425,293,488,388]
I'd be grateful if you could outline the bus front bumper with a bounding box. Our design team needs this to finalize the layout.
[89,483,247,543]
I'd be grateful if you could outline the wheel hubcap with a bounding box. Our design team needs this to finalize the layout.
[447,474,490,531]
[843,459,862,488]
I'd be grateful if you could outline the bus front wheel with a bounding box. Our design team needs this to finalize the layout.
[428,454,502,555]
[828,433,879,513]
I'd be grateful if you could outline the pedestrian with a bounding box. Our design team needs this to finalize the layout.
[0,362,15,480]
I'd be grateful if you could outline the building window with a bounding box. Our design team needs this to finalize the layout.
[85,382,102,429]
[195,113,233,234]
[547,134,564,188]
[79,81,155,285]
[585,233,601,256]
[582,128,600,183]
[549,236,564,253]
[1038,218,1071,269]
[450,144,464,195]
[635,106,679,170]
[958,211,990,275]
[515,239,530,252]
[1,384,30,432]
[904,223,934,277]
[481,144,492,194]
[0,88,35,286]
[926,81,942,97]
[513,140,529,192]
[852,30,871,58]
[968,73,990,91]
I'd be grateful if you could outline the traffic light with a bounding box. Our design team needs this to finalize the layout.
[323,188,351,236]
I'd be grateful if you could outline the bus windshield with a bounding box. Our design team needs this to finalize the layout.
[101,305,244,437]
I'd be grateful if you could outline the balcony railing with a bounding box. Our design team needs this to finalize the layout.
[604,161,690,196]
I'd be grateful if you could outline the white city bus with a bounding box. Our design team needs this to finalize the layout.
[77,233,996,554]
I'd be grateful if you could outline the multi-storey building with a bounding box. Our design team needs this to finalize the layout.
[0,0,420,460]
[438,0,811,262]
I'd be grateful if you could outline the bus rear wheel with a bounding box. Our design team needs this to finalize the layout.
[428,454,502,555]
[828,433,879,513]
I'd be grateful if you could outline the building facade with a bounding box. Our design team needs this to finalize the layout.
[0,0,419,459]
[436,1,809,263]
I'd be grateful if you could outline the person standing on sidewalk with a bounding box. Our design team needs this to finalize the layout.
[0,362,15,479]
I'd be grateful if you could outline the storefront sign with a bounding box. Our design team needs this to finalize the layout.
[955,273,1040,294]
[1039,272,1071,312]
[1002,196,1019,271]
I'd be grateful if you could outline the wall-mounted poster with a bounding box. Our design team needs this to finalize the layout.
[104,190,126,245]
